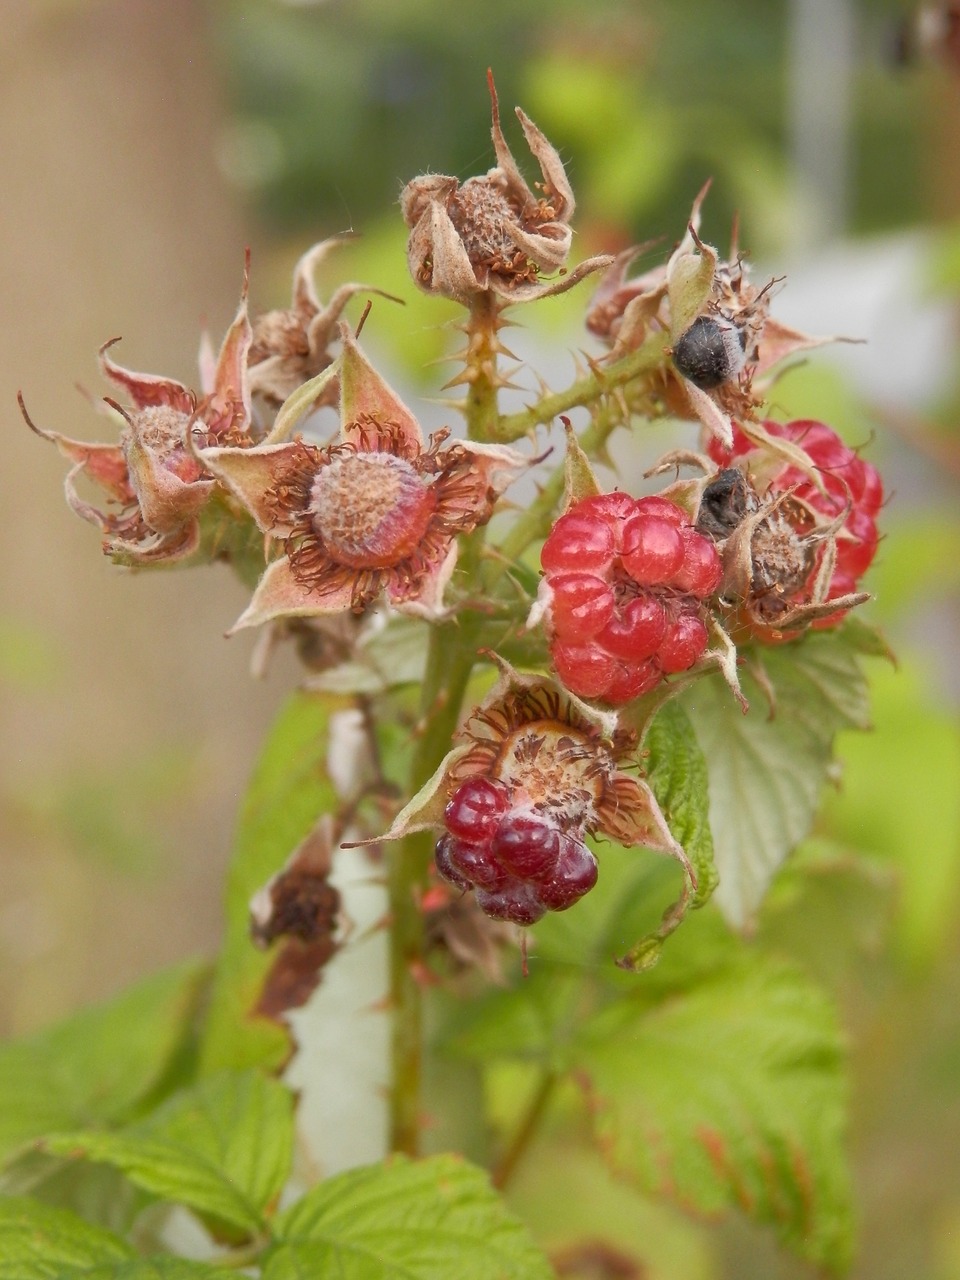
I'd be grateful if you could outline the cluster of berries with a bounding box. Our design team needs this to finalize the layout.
[707,419,883,622]
[434,777,598,925]
[538,492,722,705]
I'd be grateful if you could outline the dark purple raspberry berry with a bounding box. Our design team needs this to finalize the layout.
[538,838,598,911]
[445,838,510,892]
[491,814,561,880]
[444,776,509,843]
[475,881,547,926]
[434,833,472,891]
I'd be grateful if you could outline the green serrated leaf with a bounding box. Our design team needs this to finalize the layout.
[199,690,346,1074]
[0,961,206,1165]
[264,1154,553,1279]
[618,701,719,969]
[43,1069,294,1238]
[572,958,853,1271]
[0,1196,132,1279]
[686,631,872,928]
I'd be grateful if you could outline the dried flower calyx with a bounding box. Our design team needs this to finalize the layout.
[585,186,843,449]
[200,327,528,629]
[22,271,253,566]
[699,418,883,640]
[401,70,610,305]
[247,236,399,410]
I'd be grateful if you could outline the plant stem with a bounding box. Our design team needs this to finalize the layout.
[464,291,504,442]
[387,609,481,1155]
[491,1070,558,1191]
[492,328,669,443]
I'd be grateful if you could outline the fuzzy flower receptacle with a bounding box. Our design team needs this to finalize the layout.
[22,277,253,565]
[200,329,528,630]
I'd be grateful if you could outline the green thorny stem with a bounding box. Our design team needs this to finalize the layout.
[386,292,503,1155]
[387,313,668,1154]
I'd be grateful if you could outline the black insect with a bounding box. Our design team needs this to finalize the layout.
[695,467,754,540]
[672,314,746,390]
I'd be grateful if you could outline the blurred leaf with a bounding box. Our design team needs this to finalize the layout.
[686,630,873,928]
[43,1070,294,1239]
[758,838,897,985]
[819,655,960,967]
[0,961,206,1165]
[0,1197,132,1279]
[199,690,346,1075]
[572,956,852,1272]
[264,1154,553,1279]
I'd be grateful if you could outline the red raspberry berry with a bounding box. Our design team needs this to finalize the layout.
[672,529,722,597]
[603,659,661,705]
[552,640,617,700]
[621,514,685,585]
[576,491,639,539]
[596,594,666,661]
[541,511,617,575]
[491,813,561,880]
[657,611,709,673]
[445,838,510,892]
[634,495,687,526]
[548,573,615,643]
[444,777,509,843]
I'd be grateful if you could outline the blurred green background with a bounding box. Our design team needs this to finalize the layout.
[1,1,959,1277]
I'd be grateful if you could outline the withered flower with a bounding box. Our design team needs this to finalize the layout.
[585,186,842,449]
[401,71,610,305]
[246,236,398,409]
[200,328,528,629]
[22,272,253,565]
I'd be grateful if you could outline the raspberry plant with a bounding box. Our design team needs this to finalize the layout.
[3,73,889,1278]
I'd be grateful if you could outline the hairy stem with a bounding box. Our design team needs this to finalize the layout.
[492,328,669,443]
[463,291,504,442]
[387,607,482,1155]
